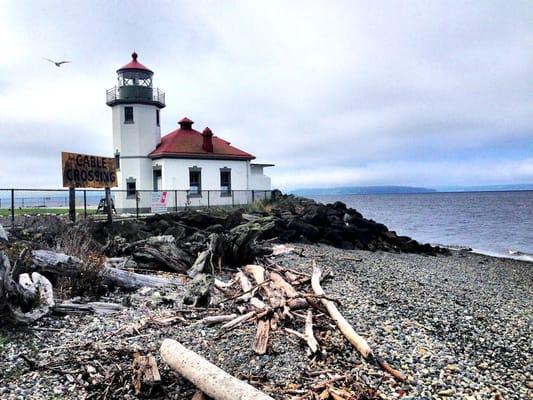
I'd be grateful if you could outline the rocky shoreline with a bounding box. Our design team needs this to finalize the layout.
[0,195,531,399]
[0,245,530,399]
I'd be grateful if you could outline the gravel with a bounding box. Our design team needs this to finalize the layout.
[1,245,531,399]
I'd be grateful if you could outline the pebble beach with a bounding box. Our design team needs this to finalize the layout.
[1,244,531,399]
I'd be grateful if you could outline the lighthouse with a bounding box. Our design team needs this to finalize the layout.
[106,52,165,209]
[106,52,272,212]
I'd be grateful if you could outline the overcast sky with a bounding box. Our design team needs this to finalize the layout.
[1,0,532,189]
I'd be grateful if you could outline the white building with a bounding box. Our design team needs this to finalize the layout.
[106,52,273,211]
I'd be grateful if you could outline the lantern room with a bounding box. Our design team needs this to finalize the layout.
[106,52,165,108]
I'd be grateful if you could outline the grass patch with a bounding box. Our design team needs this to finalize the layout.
[243,199,272,213]
[0,208,97,217]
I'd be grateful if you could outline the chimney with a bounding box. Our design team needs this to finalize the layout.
[202,127,213,152]
[178,117,194,130]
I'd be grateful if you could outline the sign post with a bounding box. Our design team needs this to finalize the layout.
[61,152,118,223]
[105,187,113,223]
[69,187,76,222]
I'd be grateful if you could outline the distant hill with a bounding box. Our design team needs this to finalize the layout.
[435,184,533,192]
[291,186,436,196]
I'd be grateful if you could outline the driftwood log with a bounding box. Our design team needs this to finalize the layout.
[1,251,55,323]
[160,338,274,400]
[311,261,372,359]
[311,260,407,381]
[32,250,180,290]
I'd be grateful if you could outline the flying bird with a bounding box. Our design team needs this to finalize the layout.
[43,58,71,67]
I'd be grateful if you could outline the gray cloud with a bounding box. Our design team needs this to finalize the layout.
[0,0,532,189]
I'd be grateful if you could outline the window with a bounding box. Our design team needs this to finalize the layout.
[114,151,120,170]
[156,110,160,126]
[220,169,231,196]
[189,168,201,196]
[153,168,162,191]
[124,106,134,123]
[126,179,136,198]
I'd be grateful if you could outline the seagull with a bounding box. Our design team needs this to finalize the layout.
[43,58,71,67]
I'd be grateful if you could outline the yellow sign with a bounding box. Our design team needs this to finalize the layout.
[62,152,117,188]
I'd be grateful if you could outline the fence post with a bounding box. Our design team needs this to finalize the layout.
[11,189,15,228]
[207,191,210,208]
[136,191,139,219]
[174,190,178,212]
[232,190,235,208]
[83,190,87,218]
[69,187,76,222]
[252,190,255,203]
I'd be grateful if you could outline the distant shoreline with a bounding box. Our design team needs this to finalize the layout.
[295,188,533,196]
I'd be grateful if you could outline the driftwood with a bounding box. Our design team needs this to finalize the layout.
[1,251,56,323]
[31,250,180,290]
[191,391,208,400]
[269,271,299,298]
[220,310,256,330]
[285,310,319,354]
[311,261,373,359]
[252,319,270,354]
[199,314,238,325]
[0,223,8,242]
[311,260,407,381]
[53,301,123,315]
[160,338,274,400]
[132,352,161,395]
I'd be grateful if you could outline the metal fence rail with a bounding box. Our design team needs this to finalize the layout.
[0,188,271,227]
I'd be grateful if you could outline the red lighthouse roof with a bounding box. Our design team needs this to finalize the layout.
[117,51,153,73]
[149,117,255,161]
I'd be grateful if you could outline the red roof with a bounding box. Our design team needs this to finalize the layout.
[149,119,255,160]
[117,52,153,73]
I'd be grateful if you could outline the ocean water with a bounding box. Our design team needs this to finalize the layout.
[310,191,533,262]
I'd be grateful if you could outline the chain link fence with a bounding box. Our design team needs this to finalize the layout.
[0,188,271,227]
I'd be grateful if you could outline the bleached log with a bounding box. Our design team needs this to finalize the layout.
[249,297,267,310]
[160,338,274,400]
[244,264,265,285]
[188,249,210,278]
[0,223,8,242]
[53,301,123,315]
[311,261,373,359]
[191,390,207,400]
[236,271,253,301]
[304,310,319,353]
[6,271,55,324]
[220,311,256,330]
[269,272,299,298]
[199,314,238,325]
[31,250,180,290]
[132,353,161,395]
[252,319,270,354]
[214,277,236,289]
[284,311,319,354]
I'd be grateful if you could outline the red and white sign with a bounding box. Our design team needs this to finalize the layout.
[151,191,168,213]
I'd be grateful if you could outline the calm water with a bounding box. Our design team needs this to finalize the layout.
[311,191,533,261]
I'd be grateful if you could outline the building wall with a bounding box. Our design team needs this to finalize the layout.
[112,103,161,191]
[157,158,251,191]
[250,165,272,190]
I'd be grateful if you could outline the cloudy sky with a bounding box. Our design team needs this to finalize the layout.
[1,0,532,189]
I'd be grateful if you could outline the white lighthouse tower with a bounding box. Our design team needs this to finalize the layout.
[106,52,165,210]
